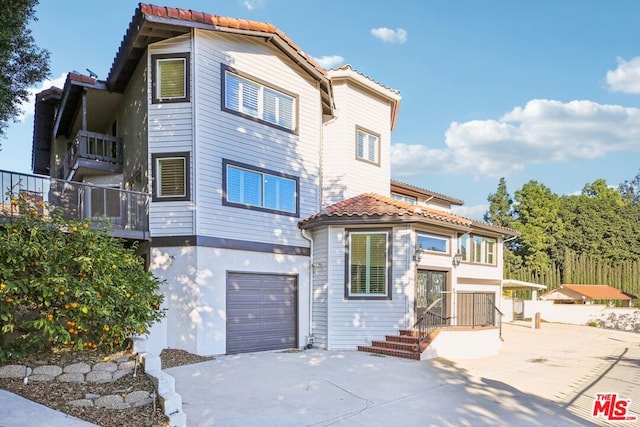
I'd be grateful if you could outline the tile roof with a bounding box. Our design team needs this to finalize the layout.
[561,285,633,300]
[108,4,333,116]
[390,180,465,206]
[137,4,327,77]
[331,64,400,95]
[299,193,473,229]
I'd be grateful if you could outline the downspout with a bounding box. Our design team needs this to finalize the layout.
[301,228,314,349]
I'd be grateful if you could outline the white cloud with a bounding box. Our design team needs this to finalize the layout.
[371,27,407,44]
[391,99,640,178]
[313,55,344,69]
[451,204,488,222]
[17,73,67,122]
[606,57,640,93]
[242,0,265,11]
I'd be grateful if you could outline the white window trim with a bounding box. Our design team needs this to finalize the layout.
[356,127,381,165]
[417,232,450,254]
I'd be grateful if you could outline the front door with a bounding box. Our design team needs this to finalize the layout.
[416,270,447,321]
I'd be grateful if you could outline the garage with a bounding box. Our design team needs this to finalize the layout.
[226,273,298,353]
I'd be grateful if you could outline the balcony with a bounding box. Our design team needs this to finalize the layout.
[0,169,149,240]
[62,130,123,181]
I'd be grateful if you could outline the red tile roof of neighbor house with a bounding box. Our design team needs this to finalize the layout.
[561,285,633,300]
[299,193,518,235]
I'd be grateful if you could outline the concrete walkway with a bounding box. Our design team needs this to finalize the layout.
[166,322,640,427]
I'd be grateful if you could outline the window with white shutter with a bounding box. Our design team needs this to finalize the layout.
[346,230,391,299]
[152,53,190,103]
[152,153,190,201]
[222,66,296,132]
[356,128,380,165]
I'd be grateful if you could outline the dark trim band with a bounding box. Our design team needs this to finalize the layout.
[150,234,310,256]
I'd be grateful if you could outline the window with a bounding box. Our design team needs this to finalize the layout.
[346,230,391,299]
[223,159,298,216]
[152,153,190,201]
[417,233,448,254]
[356,128,380,165]
[391,192,417,204]
[459,234,496,265]
[222,66,296,131]
[152,53,190,103]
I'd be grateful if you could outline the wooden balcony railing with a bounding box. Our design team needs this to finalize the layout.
[62,130,123,180]
[0,169,149,240]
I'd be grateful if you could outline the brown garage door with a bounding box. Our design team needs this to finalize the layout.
[226,273,297,353]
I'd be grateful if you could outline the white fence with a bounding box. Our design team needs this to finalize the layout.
[522,300,640,332]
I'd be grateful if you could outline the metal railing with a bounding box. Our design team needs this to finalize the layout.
[0,169,149,239]
[412,291,504,350]
[62,130,123,179]
[413,297,450,351]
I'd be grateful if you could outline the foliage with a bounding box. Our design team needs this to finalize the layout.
[0,192,164,362]
[484,177,514,228]
[487,172,640,307]
[0,0,50,141]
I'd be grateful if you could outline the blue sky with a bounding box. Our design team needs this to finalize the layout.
[2,0,639,219]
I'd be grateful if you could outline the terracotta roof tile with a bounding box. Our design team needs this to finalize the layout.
[299,193,472,228]
[68,73,96,85]
[561,285,633,300]
[137,3,326,77]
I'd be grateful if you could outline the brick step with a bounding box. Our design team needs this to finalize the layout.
[357,345,420,360]
[385,335,419,344]
[370,340,417,352]
[399,329,419,337]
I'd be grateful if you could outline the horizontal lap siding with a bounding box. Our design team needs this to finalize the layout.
[119,56,148,184]
[322,82,391,206]
[148,35,195,236]
[194,30,320,247]
[311,226,329,348]
[327,226,410,349]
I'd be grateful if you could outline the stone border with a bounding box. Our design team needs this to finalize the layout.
[133,337,187,427]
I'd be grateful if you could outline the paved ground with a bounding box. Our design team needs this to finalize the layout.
[1,322,638,426]
[166,322,640,427]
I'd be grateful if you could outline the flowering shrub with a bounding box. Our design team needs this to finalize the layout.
[0,192,164,361]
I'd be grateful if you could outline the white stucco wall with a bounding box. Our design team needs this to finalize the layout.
[421,328,502,360]
[147,245,310,356]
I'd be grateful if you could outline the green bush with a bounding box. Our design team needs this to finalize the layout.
[0,192,164,361]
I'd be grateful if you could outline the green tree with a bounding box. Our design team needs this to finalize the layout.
[0,0,50,141]
[0,192,164,361]
[512,180,561,273]
[484,177,514,228]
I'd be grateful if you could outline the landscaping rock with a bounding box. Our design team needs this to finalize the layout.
[85,393,101,400]
[119,360,135,370]
[125,390,151,405]
[31,365,62,377]
[92,362,117,372]
[95,394,129,409]
[85,370,113,383]
[67,399,94,408]
[112,369,132,380]
[57,372,85,383]
[28,374,56,382]
[0,365,29,379]
[64,362,91,374]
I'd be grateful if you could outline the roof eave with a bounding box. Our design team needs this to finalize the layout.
[107,7,335,115]
[299,214,472,232]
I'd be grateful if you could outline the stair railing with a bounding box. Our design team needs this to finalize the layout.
[412,297,449,351]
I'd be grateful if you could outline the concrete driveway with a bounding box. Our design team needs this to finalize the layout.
[166,322,640,427]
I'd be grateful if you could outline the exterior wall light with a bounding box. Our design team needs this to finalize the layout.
[452,251,463,267]
[413,244,424,263]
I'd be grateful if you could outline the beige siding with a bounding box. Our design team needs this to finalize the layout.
[322,81,392,206]
[192,29,320,247]
[118,55,148,187]
[326,225,410,349]
[147,34,195,236]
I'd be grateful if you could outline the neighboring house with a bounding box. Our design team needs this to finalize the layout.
[19,3,518,359]
[540,285,635,307]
